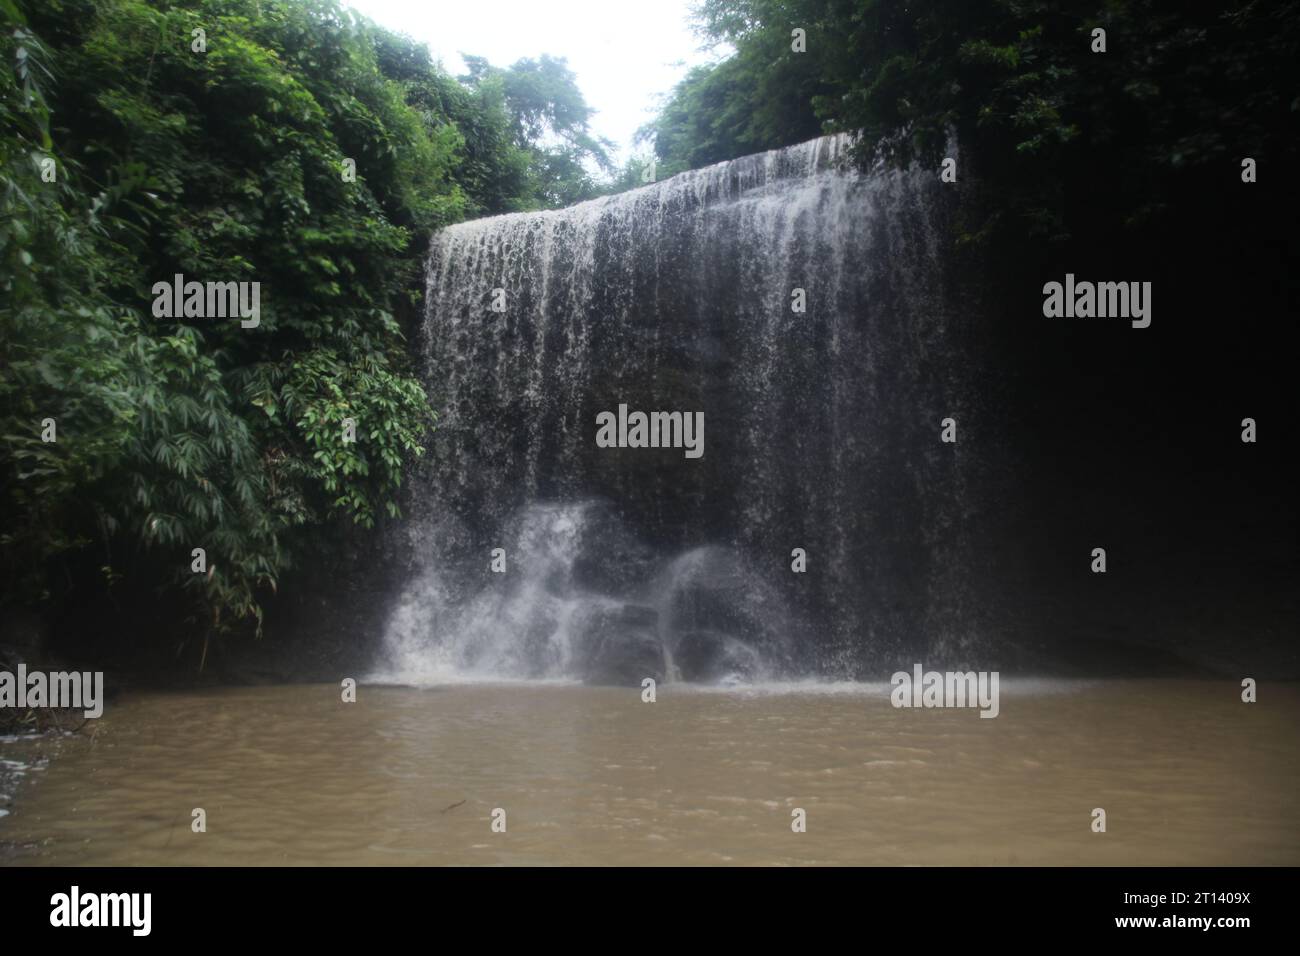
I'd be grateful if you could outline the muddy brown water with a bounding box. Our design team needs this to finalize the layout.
[1,680,1296,865]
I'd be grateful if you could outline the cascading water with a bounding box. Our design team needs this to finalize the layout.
[375,134,978,686]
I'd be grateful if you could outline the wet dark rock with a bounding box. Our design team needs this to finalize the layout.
[673,629,761,683]
[578,604,665,686]
[661,548,797,672]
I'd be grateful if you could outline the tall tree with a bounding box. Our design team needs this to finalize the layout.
[461,53,614,209]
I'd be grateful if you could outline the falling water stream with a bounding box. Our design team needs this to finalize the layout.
[380,134,974,686]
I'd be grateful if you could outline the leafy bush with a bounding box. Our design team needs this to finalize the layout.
[0,0,479,647]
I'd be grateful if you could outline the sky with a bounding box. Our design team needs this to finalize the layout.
[343,0,722,169]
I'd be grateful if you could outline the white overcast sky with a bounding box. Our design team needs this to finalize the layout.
[343,0,723,169]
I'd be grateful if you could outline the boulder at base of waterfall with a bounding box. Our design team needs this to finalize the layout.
[578,604,665,686]
[662,546,797,671]
[673,629,762,683]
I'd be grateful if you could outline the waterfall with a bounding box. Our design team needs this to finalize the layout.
[375,134,977,686]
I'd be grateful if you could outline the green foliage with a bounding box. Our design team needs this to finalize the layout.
[647,0,1300,242]
[643,13,828,179]
[461,53,614,210]
[600,153,658,195]
[0,0,438,646]
[1,5,139,598]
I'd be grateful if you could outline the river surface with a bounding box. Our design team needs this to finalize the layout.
[1,680,1295,865]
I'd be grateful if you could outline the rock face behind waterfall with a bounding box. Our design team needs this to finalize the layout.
[378,134,981,685]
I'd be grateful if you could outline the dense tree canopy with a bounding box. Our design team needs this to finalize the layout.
[644,0,1300,243]
[459,53,614,209]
